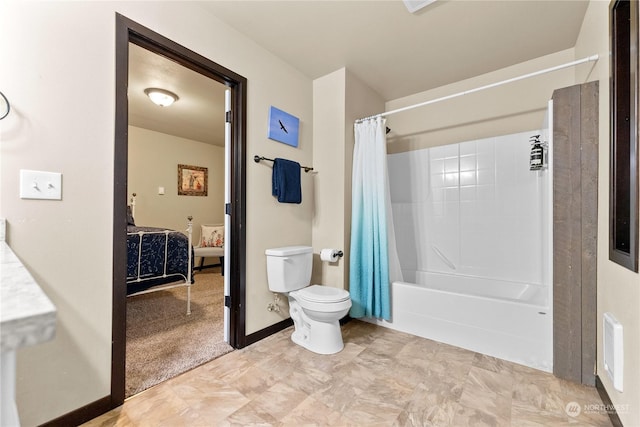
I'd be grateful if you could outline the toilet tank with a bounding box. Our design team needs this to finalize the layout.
[265,246,313,293]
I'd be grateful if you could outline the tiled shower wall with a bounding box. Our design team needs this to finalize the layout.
[388,130,550,286]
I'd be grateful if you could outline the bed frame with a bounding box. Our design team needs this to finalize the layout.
[127,196,194,314]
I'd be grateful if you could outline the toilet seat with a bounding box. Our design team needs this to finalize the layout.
[294,285,350,304]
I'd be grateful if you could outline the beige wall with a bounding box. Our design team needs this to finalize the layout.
[575,2,640,426]
[245,109,314,334]
[311,69,385,291]
[128,126,225,236]
[0,1,312,425]
[384,48,576,154]
[312,69,347,288]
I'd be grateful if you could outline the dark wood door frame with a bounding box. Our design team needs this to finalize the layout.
[113,13,247,406]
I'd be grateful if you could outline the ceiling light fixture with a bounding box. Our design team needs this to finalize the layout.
[144,88,179,107]
[403,0,436,13]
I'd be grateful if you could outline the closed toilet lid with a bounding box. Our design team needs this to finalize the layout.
[295,285,350,303]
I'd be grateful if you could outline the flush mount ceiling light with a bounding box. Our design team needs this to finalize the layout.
[144,88,179,107]
[403,0,436,13]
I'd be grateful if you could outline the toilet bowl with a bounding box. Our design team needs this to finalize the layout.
[291,285,351,321]
[265,246,352,354]
[288,285,351,354]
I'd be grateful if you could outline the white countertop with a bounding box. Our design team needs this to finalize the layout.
[1,241,57,352]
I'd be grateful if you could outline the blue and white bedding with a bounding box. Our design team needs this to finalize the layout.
[126,225,194,295]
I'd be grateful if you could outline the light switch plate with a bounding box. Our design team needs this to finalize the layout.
[20,170,62,200]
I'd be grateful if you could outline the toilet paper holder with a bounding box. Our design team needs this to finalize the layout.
[320,249,344,262]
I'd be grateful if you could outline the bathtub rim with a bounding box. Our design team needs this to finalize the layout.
[392,277,551,309]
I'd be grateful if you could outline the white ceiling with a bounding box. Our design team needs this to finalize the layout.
[202,0,590,100]
[128,43,228,146]
[129,0,589,145]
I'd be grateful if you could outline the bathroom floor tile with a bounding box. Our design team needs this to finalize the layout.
[280,395,344,426]
[83,320,612,427]
[465,366,514,399]
[310,376,366,413]
[398,382,462,426]
[457,380,512,426]
[228,364,278,400]
[282,364,334,395]
[472,353,516,375]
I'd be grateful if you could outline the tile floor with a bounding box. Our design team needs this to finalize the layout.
[84,320,612,426]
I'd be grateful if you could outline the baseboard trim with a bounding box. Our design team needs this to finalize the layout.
[243,315,353,348]
[244,318,293,347]
[39,395,112,427]
[595,375,624,427]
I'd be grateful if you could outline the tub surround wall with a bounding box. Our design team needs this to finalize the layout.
[389,130,551,293]
[376,127,553,372]
[384,127,553,371]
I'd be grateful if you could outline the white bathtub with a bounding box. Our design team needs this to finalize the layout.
[371,271,552,372]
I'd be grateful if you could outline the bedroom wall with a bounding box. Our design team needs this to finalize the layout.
[128,126,225,238]
[0,1,312,425]
[575,2,640,426]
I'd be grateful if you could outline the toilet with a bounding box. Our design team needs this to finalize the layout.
[265,246,351,354]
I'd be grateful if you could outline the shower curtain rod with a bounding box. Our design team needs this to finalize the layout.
[355,54,599,124]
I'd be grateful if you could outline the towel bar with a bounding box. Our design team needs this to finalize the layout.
[254,155,314,173]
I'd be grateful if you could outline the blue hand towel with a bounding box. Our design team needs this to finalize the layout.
[272,158,302,204]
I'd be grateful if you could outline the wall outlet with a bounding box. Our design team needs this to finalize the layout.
[20,170,62,200]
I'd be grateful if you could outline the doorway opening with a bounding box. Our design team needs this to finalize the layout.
[113,14,247,406]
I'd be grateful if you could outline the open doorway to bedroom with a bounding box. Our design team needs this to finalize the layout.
[123,43,233,397]
[113,14,247,405]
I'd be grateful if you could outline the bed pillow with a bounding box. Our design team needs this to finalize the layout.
[127,206,136,226]
[201,225,224,247]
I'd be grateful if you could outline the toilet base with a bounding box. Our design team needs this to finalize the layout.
[289,299,345,354]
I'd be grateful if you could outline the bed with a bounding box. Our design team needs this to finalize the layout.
[126,200,195,314]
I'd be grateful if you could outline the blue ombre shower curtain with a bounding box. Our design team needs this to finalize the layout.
[349,118,403,321]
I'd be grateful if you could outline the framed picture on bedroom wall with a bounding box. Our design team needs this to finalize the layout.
[178,164,208,196]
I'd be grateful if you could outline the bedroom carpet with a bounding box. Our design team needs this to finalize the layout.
[125,268,233,397]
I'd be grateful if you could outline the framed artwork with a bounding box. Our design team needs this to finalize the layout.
[268,106,299,147]
[178,164,208,196]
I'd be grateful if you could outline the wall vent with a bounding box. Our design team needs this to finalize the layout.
[603,312,624,392]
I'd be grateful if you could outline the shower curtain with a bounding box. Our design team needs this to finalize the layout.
[349,118,403,321]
